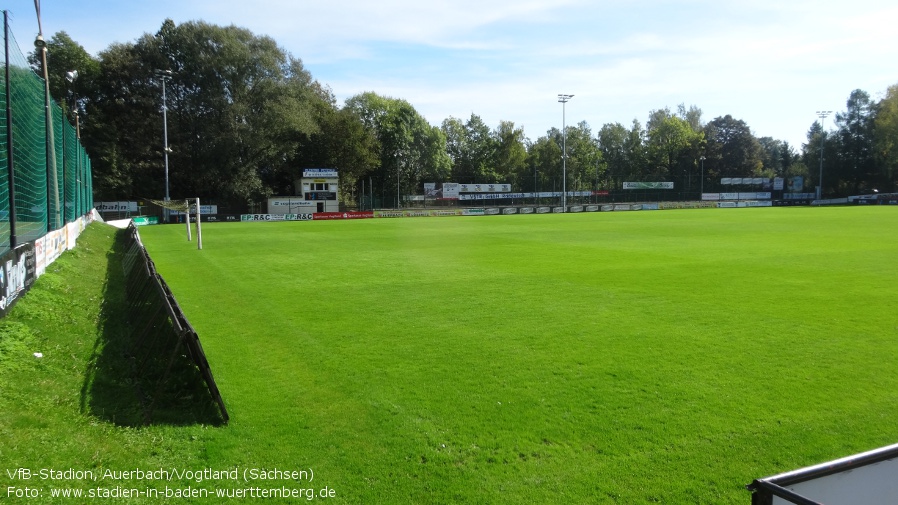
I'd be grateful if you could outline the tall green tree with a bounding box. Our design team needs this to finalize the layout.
[527,132,562,194]
[597,122,630,187]
[84,19,323,208]
[802,120,839,196]
[677,103,704,132]
[624,120,648,182]
[703,115,762,180]
[563,121,604,196]
[645,115,703,187]
[492,121,528,190]
[295,94,380,205]
[441,116,467,181]
[833,89,876,194]
[440,114,496,184]
[758,137,799,177]
[31,31,100,123]
[87,41,158,199]
[874,83,898,190]
[345,92,449,206]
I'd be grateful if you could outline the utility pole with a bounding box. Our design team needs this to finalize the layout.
[157,69,173,221]
[558,94,574,211]
[816,110,832,200]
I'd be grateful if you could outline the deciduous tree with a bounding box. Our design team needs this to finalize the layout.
[83,20,323,208]
[345,92,449,206]
[874,83,898,190]
[703,115,762,179]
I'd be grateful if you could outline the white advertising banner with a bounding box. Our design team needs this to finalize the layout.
[303,168,338,178]
[95,201,138,212]
[172,204,219,216]
[623,182,673,189]
[268,198,316,214]
[458,183,511,193]
[442,183,460,199]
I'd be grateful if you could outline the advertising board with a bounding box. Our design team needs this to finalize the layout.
[442,183,460,199]
[623,182,673,189]
[171,204,218,215]
[313,211,374,220]
[132,216,159,226]
[459,183,511,193]
[200,215,240,222]
[240,214,314,221]
[302,168,338,178]
[373,209,466,218]
[268,198,316,214]
[0,243,36,316]
[95,201,138,213]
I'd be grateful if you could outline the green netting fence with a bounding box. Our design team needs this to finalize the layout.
[0,11,93,257]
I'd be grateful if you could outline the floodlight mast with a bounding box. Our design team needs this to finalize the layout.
[64,69,80,225]
[700,156,706,197]
[558,94,574,211]
[815,110,832,200]
[65,70,80,139]
[157,69,173,221]
[34,0,60,229]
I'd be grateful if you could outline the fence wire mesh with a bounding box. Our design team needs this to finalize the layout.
[1,12,93,256]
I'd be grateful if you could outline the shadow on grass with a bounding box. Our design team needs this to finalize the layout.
[80,227,225,426]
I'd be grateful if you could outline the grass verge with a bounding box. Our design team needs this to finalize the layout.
[0,223,218,504]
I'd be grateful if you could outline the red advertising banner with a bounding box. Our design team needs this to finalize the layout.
[313,211,374,220]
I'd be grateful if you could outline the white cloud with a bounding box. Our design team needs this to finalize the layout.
[9,0,897,149]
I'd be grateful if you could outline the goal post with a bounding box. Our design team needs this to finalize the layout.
[195,197,203,250]
[185,199,191,242]
[146,197,203,250]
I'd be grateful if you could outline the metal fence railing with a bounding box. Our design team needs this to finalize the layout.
[122,222,228,423]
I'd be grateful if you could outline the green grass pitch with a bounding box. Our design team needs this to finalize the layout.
[4,206,892,504]
[131,206,898,503]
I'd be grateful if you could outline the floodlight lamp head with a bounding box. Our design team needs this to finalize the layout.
[65,70,79,82]
[34,34,46,49]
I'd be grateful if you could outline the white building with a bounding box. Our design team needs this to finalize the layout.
[297,168,339,213]
[267,168,340,215]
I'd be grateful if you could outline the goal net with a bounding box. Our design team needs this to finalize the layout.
[146,198,204,250]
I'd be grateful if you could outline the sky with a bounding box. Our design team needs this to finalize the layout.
[4,0,897,150]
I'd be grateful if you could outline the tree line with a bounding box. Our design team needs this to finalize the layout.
[39,20,898,210]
